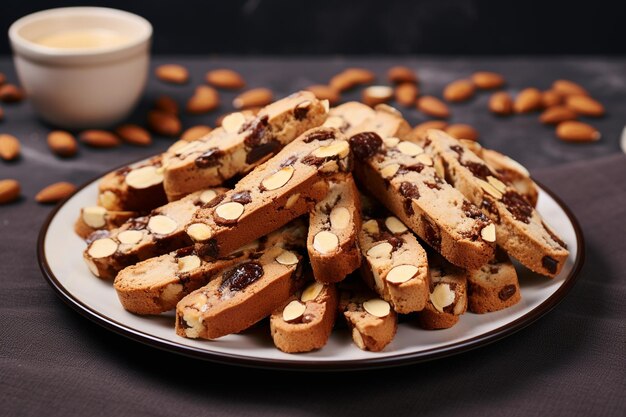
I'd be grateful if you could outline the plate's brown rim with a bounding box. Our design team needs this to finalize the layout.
[37,169,585,372]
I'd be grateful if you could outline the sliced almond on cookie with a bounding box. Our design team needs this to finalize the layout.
[215,201,245,221]
[363,298,391,318]
[330,207,350,230]
[82,206,107,228]
[88,238,118,258]
[386,264,418,284]
[125,166,163,189]
[312,140,350,158]
[385,216,407,234]
[117,230,144,245]
[275,250,299,266]
[178,255,201,273]
[301,282,324,302]
[430,283,455,313]
[313,231,339,254]
[147,215,178,235]
[282,300,306,323]
[261,166,295,191]
[187,223,212,241]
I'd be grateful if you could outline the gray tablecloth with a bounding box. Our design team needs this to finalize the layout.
[0,57,625,417]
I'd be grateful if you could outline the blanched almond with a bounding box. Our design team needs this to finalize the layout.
[395,83,419,107]
[47,131,77,157]
[181,125,212,141]
[35,181,76,203]
[443,79,475,102]
[489,91,513,115]
[552,80,587,96]
[556,121,600,142]
[205,69,245,89]
[539,106,578,125]
[565,95,605,117]
[0,134,20,160]
[147,110,181,136]
[417,96,450,118]
[187,85,220,114]
[233,88,273,109]
[79,130,121,148]
[305,85,340,106]
[445,124,479,141]
[0,179,20,204]
[387,66,418,84]
[115,124,152,146]
[155,64,189,84]
[514,88,543,113]
[471,71,505,90]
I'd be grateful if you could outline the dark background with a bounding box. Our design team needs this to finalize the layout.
[1,0,625,55]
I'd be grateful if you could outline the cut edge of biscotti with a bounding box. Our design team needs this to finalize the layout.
[74,207,136,240]
[162,91,329,201]
[467,251,521,314]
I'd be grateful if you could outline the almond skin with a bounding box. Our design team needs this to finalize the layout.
[0,106,4,121]
[552,80,587,96]
[445,124,479,141]
[514,88,543,113]
[115,124,152,146]
[0,134,20,160]
[0,84,24,103]
[417,96,450,118]
[411,120,448,140]
[36,181,76,203]
[181,125,212,141]
[489,91,514,115]
[233,88,273,109]
[444,79,475,102]
[556,121,600,142]
[541,90,563,108]
[471,72,505,90]
[0,179,20,204]
[187,85,220,114]
[205,69,245,89]
[388,66,418,84]
[147,110,181,136]
[329,68,375,92]
[565,95,605,117]
[155,64,189,84]
[154,95,179,115]
[305,85,340,105]
[362,85,393,107]
[79,130,120,148]
[395,83,419,107]
[47,131,78,157]
[539,106,578,125]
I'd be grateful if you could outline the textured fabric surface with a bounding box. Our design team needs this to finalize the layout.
[0,58,625,417]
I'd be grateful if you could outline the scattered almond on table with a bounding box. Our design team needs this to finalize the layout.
[147,110,181,136]
[556,121,600,142]
[154,95,179,115]
[411,120,448,140]
[539,106,578,125]
[362,85,393,107]
[187,85,220,114]
[514,88,543,113]
[471,71,505,90]
[552,79,587,96]
[79,130,121,148]
[233,88,273,109]
[0,106,4,121]
[417,96,450,119]
[329,68,375,92]
[181,125,212,141]
[0,179,20,204]
[155,64,189,84]
[443,79,475,102]
[36,181,76,204]
[445,124,479,141]
[47,131,78,157]
[305,85,340,105]
[564,95,605,117]
[541,90,563,107]
[0,84,24,103]
[387,66,418,84]
[205,69,246,89]
[115,124,152,146]
[0,134,20,160]
[394,83,419,107]
[489,91,514,115]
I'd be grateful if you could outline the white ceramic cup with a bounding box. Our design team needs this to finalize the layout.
[9,7,152,129]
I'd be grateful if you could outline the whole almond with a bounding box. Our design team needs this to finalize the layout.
[181,125,212,141]
[147,110,182,136]
[539,106,578,125]
[417,96,450,119]
[0,106,4,121]
[362,85,393,107]
[329,68,375,92]
[565,95,605,117]
[552,80,587,96]
[233,88,273,109]
[444,79,475,102]
[541,90,563,108]
[154,95,179,115]
[0,179,20,204]
[205,69,245,89]
[489,91,513,115]
[412,120,448,140]
[155,64,189,84]
[395,83,419,107]
[471,71,505,90]
[187,85,220,114]
[387,66,417,84]
[0,134,20,160]
[556,121,600,142]
[514,88,543,113]
[79,130,120,148]
[0,84,24,103]
[306,85,340,105]
[47,131,78,157]
[36,181,76,203]
[115,124,152,146]
[445,124,479,141]
[0,73,5,86]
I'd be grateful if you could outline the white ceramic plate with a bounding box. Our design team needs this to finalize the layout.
[38,172,584,370]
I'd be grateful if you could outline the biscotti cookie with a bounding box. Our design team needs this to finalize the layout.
[418,256,468,330]
[423,129,568,277]
[358,216,429,314]
[459,140,538,207]
[270,280,338,353]
[74,207,136,240]
[339,279,398,352]
[324,101,375,133]
[162,91,329,201]
[98,156,168,212]
[307,174,362,283]
[348,126,496,270]
[345,103,412,138]
[175,221,307,340]
[467,251,521,313]
[187,127,353,259]
[114,223,291,315]
[84,188,226,279]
